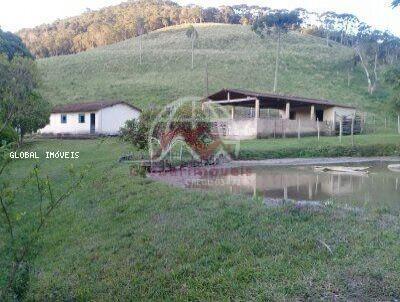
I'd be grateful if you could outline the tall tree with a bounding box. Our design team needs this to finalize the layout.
[218,6,239,24]
[321,12,336,46]
[135,17,147,65]
[186,25,199,70]
[202,7,219,23]
[252,10,302,93]
[0,29,33,60]
[380,32,400,64]
[337,13,359,45]
[12,92,50,144]
[355,25,384,94]
[0,55,43,135]
[385,66,400,113]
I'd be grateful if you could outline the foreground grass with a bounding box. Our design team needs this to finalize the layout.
[238,133,400,159]
[1,139,400,300]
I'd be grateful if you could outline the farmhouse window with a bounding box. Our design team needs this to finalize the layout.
[79,114,85,123]
[61,114,67,124]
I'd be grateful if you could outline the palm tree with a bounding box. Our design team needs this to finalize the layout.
[392,0,400,8]
[186,25,199,70]
[252,10,302,93]
[135,17,146,65]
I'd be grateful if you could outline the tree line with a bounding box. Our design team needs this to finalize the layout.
[251,8,400,96]
[0,29,50,144]
[16,0,400,60]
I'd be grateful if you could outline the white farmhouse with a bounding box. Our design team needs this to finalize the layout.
[40,100,141,135]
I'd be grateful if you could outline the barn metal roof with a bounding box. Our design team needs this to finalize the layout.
[206,88,356,109]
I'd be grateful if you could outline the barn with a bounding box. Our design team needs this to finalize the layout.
[39,100,141,136]
[203,88,358,140]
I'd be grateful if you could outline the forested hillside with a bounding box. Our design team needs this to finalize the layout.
[38,23,391,113]
[18,0,400,61]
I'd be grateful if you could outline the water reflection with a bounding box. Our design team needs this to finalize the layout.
[152,162,400,209]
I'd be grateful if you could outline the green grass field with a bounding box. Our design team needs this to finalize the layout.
[1,138,400,300]
[238,133,400,159]
[38,23,391,114]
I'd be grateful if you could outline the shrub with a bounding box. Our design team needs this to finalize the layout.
[120,108,159,150]
[0,125,18,144]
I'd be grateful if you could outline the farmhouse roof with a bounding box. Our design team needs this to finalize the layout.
[205,88,356,109]
[52,100,142,113]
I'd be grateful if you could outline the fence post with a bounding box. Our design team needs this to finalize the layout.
[385,117,387,129]
[317,118,320,141]
[332,113,336,136]
[339,119,343,143]
[351,115,355,147]
[373,114,376,133]
[398,114,400,134]
[361,112,365,134]
[297,119,301,140]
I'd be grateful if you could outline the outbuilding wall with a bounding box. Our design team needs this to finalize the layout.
[324,107,356,121]
[223,119,258,140]
[99,104,140,135]
[216,118,331,140]
[40,112,93,134]
[256,118,331,138]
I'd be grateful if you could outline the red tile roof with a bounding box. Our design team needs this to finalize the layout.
[52,100,141,113]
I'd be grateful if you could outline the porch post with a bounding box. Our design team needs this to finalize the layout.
[231,106,235,120]
[332,112,336,134]
[255,98,260,119]
[310,105,315,120]
[285,102,290,119]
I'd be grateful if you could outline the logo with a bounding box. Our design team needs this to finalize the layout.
[147,97,240,166]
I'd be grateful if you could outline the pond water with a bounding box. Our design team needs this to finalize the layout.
[151,162,400,210]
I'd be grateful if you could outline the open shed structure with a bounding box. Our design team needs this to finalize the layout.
[203,88,357,140]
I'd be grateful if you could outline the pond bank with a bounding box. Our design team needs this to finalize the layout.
[227,156,400,167]
[149,157,400,212]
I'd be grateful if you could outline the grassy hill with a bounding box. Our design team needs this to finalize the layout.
[38,23,389,112]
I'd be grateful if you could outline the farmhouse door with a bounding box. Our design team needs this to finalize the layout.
[90,113,95,134]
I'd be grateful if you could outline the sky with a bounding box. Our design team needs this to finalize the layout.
[0,0,399,35]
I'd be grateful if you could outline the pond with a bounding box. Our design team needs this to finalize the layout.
[151,161,400,210]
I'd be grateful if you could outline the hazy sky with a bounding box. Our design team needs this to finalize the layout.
[1,0,399,35]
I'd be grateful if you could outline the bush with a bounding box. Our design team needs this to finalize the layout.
[120,108,159,150]
[0,126,18,144]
